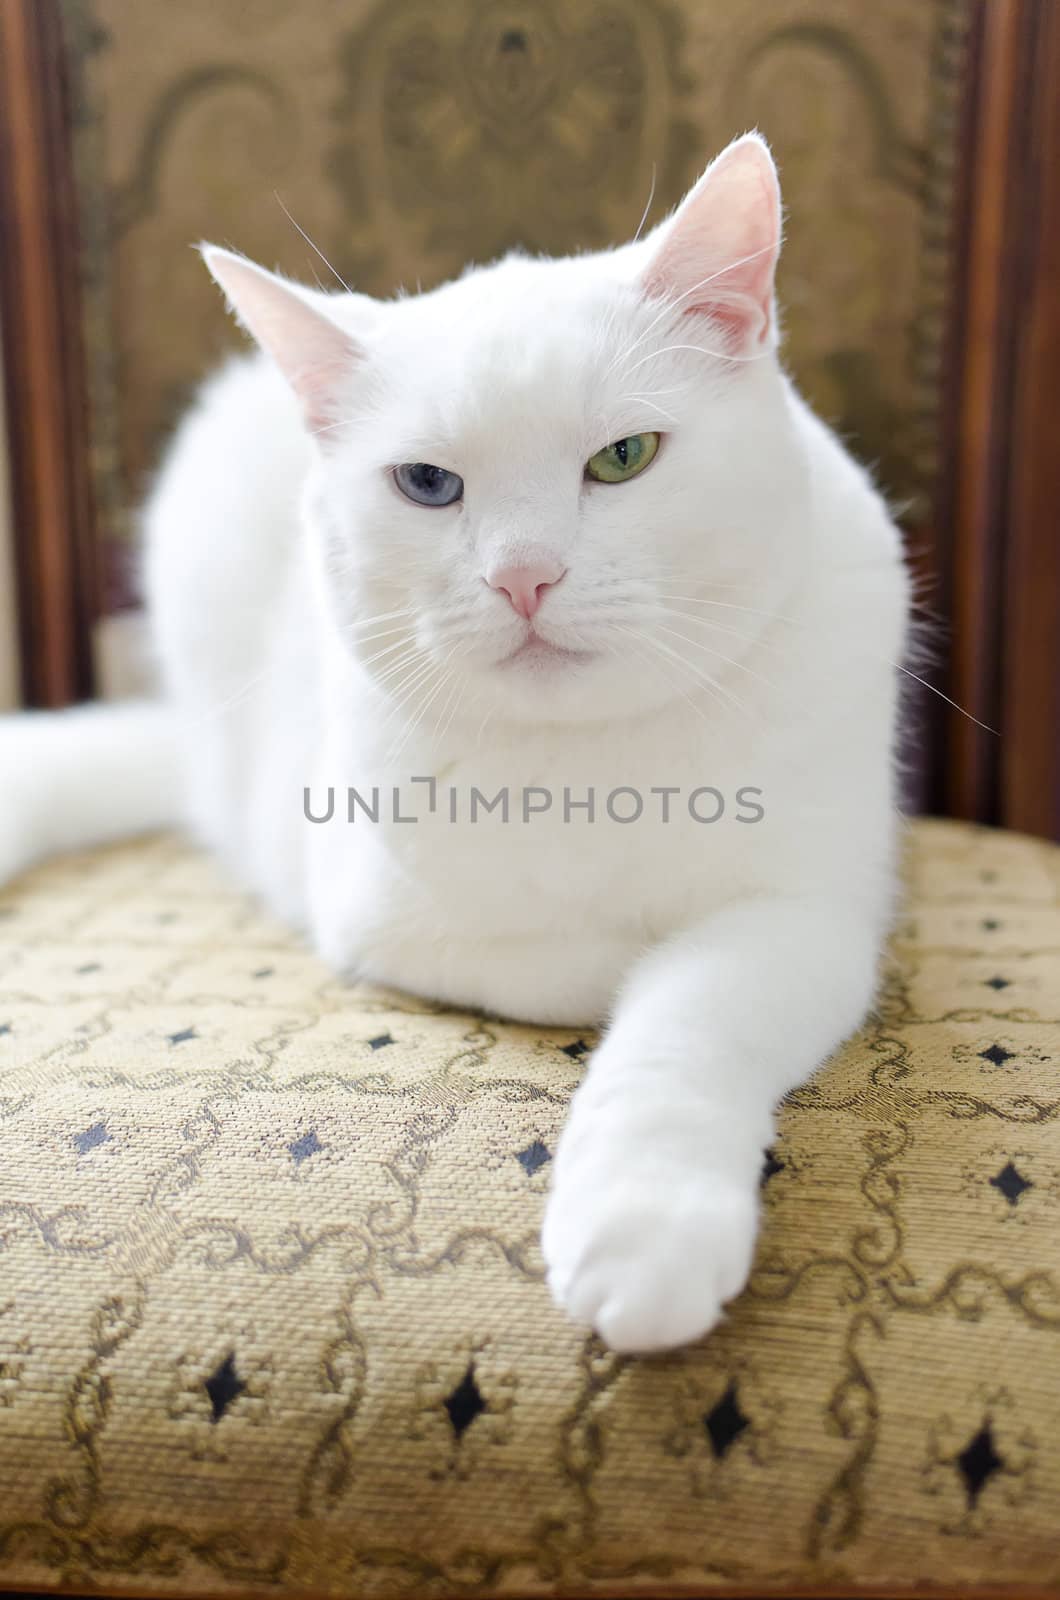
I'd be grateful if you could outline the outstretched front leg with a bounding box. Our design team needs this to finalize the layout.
[542,895,884,1351]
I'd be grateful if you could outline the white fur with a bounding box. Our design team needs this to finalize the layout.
[0,137,909,1351]
[0,701,177,882]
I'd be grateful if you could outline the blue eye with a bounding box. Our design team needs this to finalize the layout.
[394,462,464,507]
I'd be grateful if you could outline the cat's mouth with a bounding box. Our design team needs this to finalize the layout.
[499,631,596,670]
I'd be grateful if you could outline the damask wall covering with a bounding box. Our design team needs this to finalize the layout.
[59,0,971,606]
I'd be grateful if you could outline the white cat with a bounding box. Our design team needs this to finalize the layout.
[0,135,909,1351]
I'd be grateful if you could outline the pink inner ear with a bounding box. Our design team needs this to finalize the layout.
[640,135,781,351]
[203,247,362,437]
[688,290,767,351]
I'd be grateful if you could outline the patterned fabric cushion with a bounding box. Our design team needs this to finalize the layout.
[1,817,1058,1596]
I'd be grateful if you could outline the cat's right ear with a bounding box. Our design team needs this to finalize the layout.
[201,246,362,437]
[639,134,781,353]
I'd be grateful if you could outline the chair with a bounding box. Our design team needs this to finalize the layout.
[1,3,1058,1594]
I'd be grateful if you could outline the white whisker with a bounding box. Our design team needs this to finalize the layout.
[187,667,270,730]
[640,628,751,718]
[893,666,998,735]
[655,622,788,707]
[608,628,714,730]
[604,242,777,380]
[273,192,353,293]
[630,162,657,245]
[617,394,680,426]
[660,606,792,657]
[475,703,494,749]
[657,593,805,624]
[623,341,769,379]
[612,622,745,720]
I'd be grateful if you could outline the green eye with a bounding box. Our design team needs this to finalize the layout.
[585,431,660,484]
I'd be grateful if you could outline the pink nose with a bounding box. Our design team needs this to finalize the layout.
[487,562,566,620]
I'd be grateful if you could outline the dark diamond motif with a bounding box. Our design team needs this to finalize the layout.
[760,1148,785,1186]
[990,1160,1032,1205]
[0,1023,11,1038]
[253,967,274,980]
[204,1352,246,1423]
[703,1381,750,1459]
[289,1129,322,1165]
[979,1043,1015,1067]
[367,1032,393,1051]
[516,1139,551,1176]
[74,1121,111,1156]
[984,976,1011,991]
[444,1363,487,1437]
[957,1422,1004,1505]
[167,1027,197,1046]
[75,962,101,975]
[560,1039,588,1060]
[982,918,1001,932]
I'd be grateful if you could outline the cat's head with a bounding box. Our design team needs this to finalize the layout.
[204,133,807,730]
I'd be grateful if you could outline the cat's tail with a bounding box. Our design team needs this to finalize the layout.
[0,699,181,885]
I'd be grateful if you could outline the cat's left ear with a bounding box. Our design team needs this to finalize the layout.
[640,133,781,352]
[201,246,363,436]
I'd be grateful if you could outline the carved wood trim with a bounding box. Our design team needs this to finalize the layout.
[0,0,98,707]
[998,0,1060,838]
[937,0,1060,836]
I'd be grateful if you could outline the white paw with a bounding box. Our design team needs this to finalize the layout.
[542,1120,759,1353]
